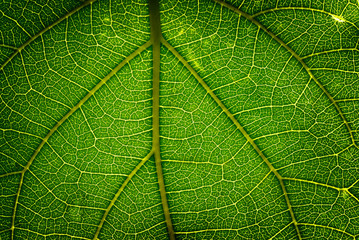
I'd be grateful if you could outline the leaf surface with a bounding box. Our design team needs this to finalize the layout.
[0,0,359,239]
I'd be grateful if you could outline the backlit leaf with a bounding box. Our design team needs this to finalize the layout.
[1,0,359,239]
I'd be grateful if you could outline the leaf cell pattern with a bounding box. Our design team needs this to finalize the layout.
[0,0,359,239]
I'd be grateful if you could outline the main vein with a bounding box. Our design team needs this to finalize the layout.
[161,38,302,240]
[149,0,175,239]
[10,40,151,240]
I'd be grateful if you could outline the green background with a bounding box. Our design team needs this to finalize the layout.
[0,0,359,239]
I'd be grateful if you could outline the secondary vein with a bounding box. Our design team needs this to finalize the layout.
[10,40,151,240]
[0,0,97,72]
[162,37,302,240]
[213,0,356,148]
[93,150,154,240]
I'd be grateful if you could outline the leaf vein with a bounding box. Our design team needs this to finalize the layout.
[162,36,302,240]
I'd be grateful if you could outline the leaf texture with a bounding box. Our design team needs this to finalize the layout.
[0,0,359,239]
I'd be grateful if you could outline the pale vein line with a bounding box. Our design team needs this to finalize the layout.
[0,128,42,139]
[310,68,359,74]
[282,177,342,191]
[19,51,32,89]
[297,223,355,238]
[0,10,31,37]
[269,221,294,240]
[24,169,107,210]
[253,129,310,141]
[10,40,151,240]
[275,149,350,172]
[0,94,50,130]
[161,37,302,240]
[282,177,359,203]
[336,98,359,102]
[0,171,22,179]
[0,44,17,50]
[175,209,290,234]
[348,178,359,189]
[129,221,166,235]
[213,0,357,149]
[168,170,272,210]
[0,152,25,171]
[92,150,154,240]
[302,48,359,59]
[0,0,98,72]
[161,159,224,166]
[251,7,359,32]
[15,227,92,239]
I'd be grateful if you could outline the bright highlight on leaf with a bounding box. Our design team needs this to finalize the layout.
[0,0,359,239]
[331,14,346,22]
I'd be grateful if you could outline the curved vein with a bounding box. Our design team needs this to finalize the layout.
[10,40,151,240]
[176,209,291,235]
[0,10,31,37]
[0,94,50,130]
[161,37,302,240]
[251,7,359,31]
[297,223,355,238]
[310,68,359,74]
[213,0,357,147]
[0,171,22,179]
[282,177,342,191]
[0,0,97,72]
[15,227,92,239]
[336,98,359,102]
[282,177,359,203]
[0,44,17,50]
[92,150,154,240]
[269,222,294,240]
[302,48,359,59]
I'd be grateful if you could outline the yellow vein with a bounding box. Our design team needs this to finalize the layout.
[19,51,32,89]
[0,152,25,170]
[0,171,22,179]
[10,40,151,240]
[93,150,154,240]
[0,44,17,50]
[0,10,31,37]
[175,209,290,234]
[149,0,175,239]
[15,227,92,239]
[283,177,359,203]
[253,129,310,141]
[168,170,272,209]
[0,94,50,130]
[282,177,342,191]
[25,168,106,210]
[297,223,355,238]
[251,7,359,31]
[128,220,166,235]
[348,178,359,189]
[269,222,294,240]
[0,0,97,72]
[31,88,72,109]
[302,48,359,59]
[213,0,357,147]
[309,68,358,74]
[336,98,359,102]
[0,128,42,139]
[162,37,302,240]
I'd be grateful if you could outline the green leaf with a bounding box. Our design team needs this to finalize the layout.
[1,0,359,239]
